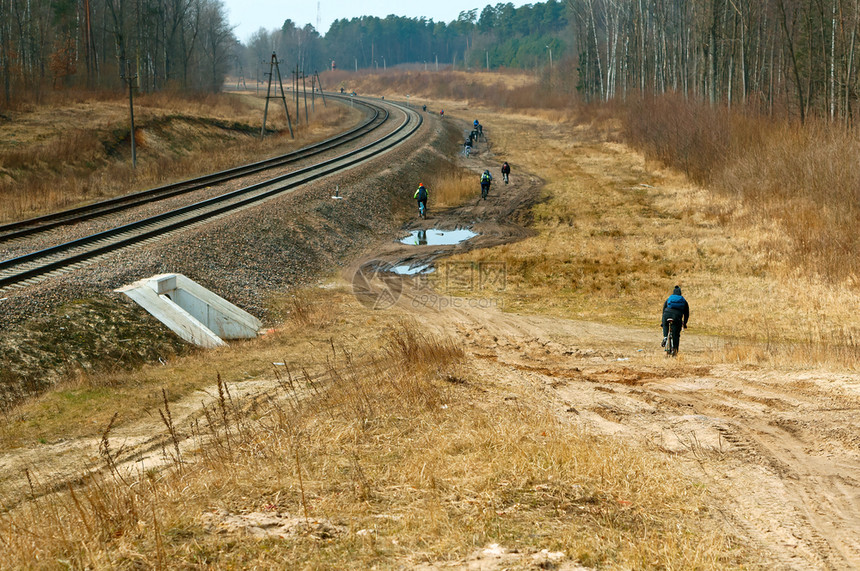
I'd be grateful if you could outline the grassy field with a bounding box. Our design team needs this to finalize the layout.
[437,109,860,368]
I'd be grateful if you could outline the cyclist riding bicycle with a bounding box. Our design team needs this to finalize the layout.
[501,161,511,184]
[661,285,689,353]
[480,170,493,199]
[464,138,473,155]
[414,183,429,217]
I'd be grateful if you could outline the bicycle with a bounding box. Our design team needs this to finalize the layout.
[464,145,472,157]
[481,182,490,200]
[418,201,426,219]
[664,318,678,357]
[502,172,509,184]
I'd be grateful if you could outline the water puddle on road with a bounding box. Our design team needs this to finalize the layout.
[400,228,477,246]
[388,264,435,275]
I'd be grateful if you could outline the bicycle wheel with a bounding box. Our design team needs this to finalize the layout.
[665,320,675,356]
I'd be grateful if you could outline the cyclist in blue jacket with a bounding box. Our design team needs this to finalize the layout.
[662,285,689,351]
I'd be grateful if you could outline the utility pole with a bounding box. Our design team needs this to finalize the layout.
[120,59,137,169]
[293,64,301,125]
[260,52,294,139]
[315,71,327,107]
[302,69,309,123]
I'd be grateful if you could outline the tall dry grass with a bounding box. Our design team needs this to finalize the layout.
[0,320,741,568]
[426,167,476,207]
[625,95,860,283]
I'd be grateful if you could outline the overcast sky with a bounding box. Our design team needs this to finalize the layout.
[222,0,509,43]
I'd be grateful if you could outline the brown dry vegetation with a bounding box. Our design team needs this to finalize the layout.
[0,91,357,222]
[0,290,741,569]
[625,96,860,284]
[426,166,476,208]
[325,69,574,112]
[440,106,860,367]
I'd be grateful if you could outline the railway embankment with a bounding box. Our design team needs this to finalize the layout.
[0,105,460,407]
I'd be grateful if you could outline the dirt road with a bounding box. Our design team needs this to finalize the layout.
[350,142,860,570]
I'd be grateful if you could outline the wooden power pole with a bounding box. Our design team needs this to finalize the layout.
[260,52,294,139]
[315,71,327,107]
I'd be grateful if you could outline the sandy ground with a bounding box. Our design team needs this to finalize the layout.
[2,114,859,570]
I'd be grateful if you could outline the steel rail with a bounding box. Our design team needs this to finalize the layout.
[0,100,422,291]
[0,95,385,242]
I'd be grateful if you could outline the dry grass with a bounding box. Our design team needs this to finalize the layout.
[323,68,576,113]
[436,106,860,368]
[0,93,358,222]
[426,167,476,208]
[0,291,741,569]
[625,96,860,283]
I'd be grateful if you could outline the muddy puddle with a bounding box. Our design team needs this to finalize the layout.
[399,228,477,246]
[388,264,435,275]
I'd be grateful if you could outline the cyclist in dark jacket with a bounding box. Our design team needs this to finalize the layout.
[501,161,511,184]
[661,285,689,351]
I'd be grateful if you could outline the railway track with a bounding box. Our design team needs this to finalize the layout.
[0,96,385,243]
[0,98,422,292]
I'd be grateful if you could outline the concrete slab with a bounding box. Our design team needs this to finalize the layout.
[116,274,262,348]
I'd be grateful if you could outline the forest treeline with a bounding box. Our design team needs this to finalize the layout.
[241,1,568,80]
[0,0,236,105]
[3,0,860,121]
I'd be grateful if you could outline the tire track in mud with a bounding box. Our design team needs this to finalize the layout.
[648,374,860,570]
